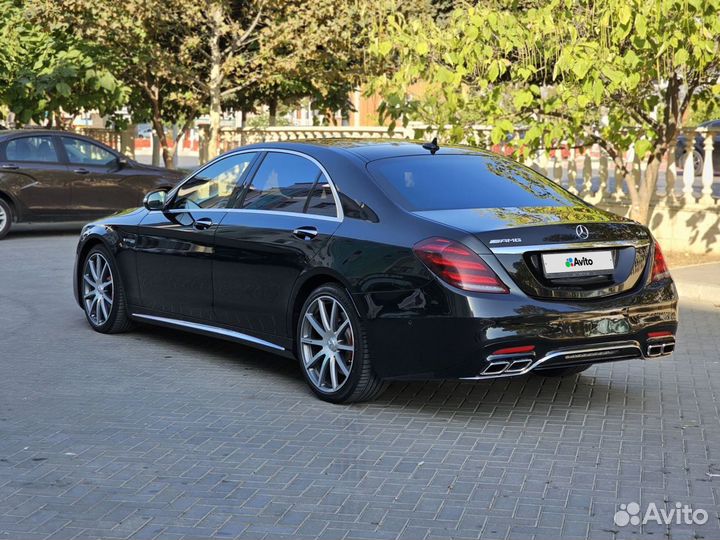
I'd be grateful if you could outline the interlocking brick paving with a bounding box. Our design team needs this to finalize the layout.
[1,232,719,539]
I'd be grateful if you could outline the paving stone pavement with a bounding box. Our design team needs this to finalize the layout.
[1,231,719,540]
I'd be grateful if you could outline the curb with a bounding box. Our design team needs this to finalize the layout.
[674,280,720,303]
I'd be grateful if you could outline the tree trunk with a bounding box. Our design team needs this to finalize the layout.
[151,116,172,169]
[630,153,662,224]
[207,4,224,161]
[268,98,278,126]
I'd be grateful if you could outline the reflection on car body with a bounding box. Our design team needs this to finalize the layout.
[73,140,678,403]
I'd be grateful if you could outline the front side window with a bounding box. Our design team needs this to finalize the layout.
[5,136,59,163]
[61,137,116,166]
[172,153,256,210]
[241,152,322,214]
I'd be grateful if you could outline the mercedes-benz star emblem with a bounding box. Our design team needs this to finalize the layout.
[576,225,589,239]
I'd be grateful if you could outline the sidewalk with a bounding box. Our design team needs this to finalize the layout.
[672,262,720,303]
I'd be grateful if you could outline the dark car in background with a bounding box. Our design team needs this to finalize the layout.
[73,140,678,403]
[676,119,720,176]
[0,130,184,239]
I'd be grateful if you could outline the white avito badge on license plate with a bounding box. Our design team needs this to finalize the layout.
[542,250,614,277]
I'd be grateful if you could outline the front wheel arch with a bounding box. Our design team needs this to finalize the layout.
[0,190,17,219]
[75,236,115,306]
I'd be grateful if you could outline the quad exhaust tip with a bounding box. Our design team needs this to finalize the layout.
[481,356,535,376]
[646,338,675,357]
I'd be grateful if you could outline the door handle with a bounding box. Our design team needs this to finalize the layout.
[193,217,213,230]
[292,226,318,240]
[1,164,18,170]
[73,168,90,174]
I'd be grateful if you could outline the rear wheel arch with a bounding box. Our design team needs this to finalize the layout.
[288,271,357,343]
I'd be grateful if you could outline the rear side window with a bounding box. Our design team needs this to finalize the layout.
[306,177,337,217]
[241,152,322,214]
[367,155,579,211]
[5,136,59,163]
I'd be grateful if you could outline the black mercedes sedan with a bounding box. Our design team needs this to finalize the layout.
[0,129,184,239]
[73,140,678,403]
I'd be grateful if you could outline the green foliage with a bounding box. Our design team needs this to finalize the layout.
[688,95,720,125]
[369,0,720,154]
[44,0,203,126]
[0,0,126,124]
[248,0,436,121]
[369,0,720,222]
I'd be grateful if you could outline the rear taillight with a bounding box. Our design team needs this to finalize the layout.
[650,241,670,282]
[413,237,509,293]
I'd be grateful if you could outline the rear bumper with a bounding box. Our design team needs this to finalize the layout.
[355,278,678,380]
[462,337,675,380]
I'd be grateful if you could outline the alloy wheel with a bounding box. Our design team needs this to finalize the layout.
[82,253,114,326]
[693,150,703,176]
[300,295,355,393]
[0,204,7,232]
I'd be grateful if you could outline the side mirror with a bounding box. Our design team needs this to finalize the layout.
[143,189,167,211]
[117,157,128,169]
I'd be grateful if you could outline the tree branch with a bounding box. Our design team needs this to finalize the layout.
[228,1,264,55]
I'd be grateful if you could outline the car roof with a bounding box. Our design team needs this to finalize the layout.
[0,129,91,140]
[236,139,491,162]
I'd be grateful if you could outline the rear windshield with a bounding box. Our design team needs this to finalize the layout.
[367,154,578,211]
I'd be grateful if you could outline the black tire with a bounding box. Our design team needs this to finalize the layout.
[0,198,12,240]
[533,365,590,377]
[80,245,134,334]
[296,284,387,404]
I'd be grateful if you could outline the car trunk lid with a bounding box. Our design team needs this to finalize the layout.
[414,206,652,300]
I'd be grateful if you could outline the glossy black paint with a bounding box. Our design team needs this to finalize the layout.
[0,129,184,225]
[74,140,678,379]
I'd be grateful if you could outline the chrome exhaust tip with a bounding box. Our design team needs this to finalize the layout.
[506,359,533,373]
[646,337,675,357]
[482,361,510,375]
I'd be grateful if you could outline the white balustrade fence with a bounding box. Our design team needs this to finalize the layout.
[210,125,720,254]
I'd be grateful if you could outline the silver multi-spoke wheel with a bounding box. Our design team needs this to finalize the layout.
[0,204,7,232]
[300,295,355,393]
[82,253,114,327]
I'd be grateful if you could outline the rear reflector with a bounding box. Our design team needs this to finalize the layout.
[650,241,671,282]
[648,331,673,339]
[491,345,536,355]
[414,238,509,293]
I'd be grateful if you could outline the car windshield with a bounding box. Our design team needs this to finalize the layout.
[367,154,580,211]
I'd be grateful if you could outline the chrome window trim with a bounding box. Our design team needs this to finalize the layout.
[131,313,285,351]
[163,207,341,222]
[165,148,343,222]
[489,239,650,254]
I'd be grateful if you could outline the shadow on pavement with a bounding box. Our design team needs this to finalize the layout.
[4,222,84,240]
[130,320,625,416]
